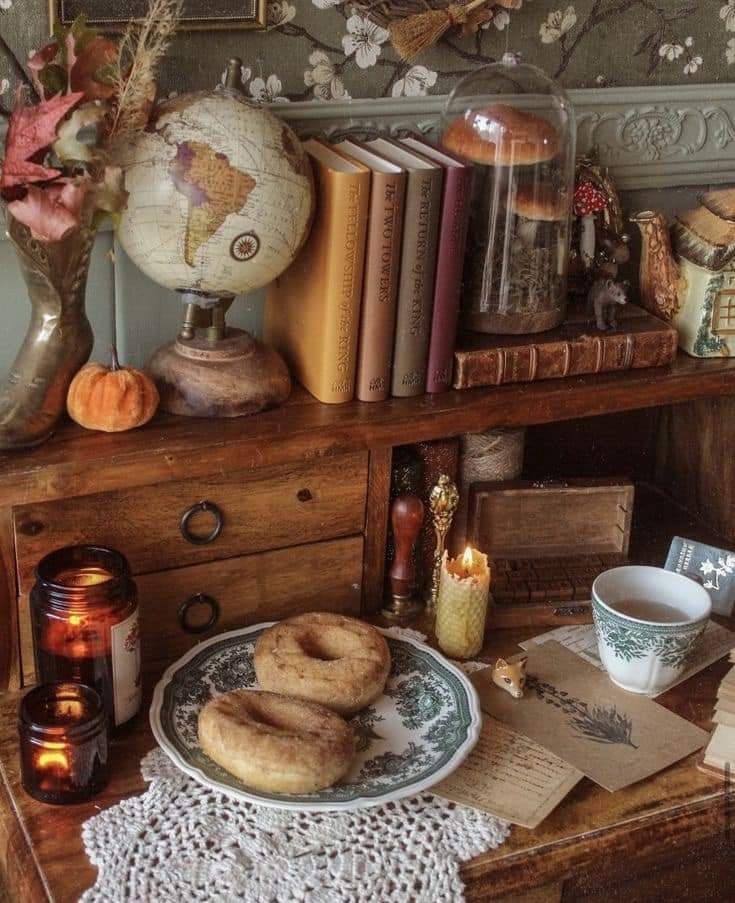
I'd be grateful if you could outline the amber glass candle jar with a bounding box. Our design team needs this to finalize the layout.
[31,546,141,730]
[19,682,108,804]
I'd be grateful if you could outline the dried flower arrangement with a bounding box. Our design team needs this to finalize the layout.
[0,0,182,243]
[0,1,183,450]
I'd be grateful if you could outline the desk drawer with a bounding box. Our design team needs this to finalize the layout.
[20,536,363,683]
[13,452,368,595]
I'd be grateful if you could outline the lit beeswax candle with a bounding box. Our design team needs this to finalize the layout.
[435,547,490,659]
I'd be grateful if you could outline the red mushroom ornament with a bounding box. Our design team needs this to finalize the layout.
[573,180,608,270]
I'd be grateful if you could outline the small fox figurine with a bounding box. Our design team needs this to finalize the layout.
[492,657,528,699]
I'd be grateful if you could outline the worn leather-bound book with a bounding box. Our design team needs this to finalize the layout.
[265,139,370,404]
[401,138,472,395]
[338,141,407,402]
[366,138,443,398]
[453,305,678,389]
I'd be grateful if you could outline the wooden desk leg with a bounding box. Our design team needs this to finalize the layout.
[0,509,19,691]
[363,447,392,614]
[0,760,48,901]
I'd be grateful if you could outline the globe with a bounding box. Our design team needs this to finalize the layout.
[117,82,314,298]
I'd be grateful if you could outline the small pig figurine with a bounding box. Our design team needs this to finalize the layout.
[491,657,528,699]
[588,277,629,331]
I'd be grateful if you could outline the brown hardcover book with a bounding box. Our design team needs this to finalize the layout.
[453,305,678,390]
[366,138,443,398]
[265,140,370,404]
[338,141,407,402]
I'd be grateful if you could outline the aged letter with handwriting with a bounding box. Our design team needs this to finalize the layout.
[435,717,583,828]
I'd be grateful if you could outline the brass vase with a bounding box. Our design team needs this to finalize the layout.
[0,217,95,450]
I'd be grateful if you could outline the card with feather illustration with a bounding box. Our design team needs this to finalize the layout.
[471,641,708,792]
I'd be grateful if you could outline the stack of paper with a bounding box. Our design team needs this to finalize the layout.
[701,658,735,776]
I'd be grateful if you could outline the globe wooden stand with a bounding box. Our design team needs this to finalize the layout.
[147,296,291,418]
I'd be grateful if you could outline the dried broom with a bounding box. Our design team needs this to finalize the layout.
[107,0,184,148]
[390,0,492,60]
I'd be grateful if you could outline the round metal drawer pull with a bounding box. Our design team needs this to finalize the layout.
[178,593,220,635]
[179,500,224,545]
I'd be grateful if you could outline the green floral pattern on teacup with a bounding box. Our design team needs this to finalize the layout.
[592,600,707,668]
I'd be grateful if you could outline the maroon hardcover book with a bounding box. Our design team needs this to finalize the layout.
[401,138,473,394]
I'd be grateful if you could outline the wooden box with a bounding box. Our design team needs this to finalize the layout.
[467,478,634,627]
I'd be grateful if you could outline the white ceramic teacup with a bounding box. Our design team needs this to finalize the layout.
[591,566,711,695]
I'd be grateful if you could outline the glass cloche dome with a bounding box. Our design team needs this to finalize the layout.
[441,53,575,334]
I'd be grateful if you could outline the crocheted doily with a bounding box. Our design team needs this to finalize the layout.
[81,629,508,902]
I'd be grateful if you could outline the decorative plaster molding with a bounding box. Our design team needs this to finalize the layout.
[2,83,734,242]
[279,83,735,191]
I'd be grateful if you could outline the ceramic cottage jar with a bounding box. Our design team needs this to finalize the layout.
[440,53,576,335]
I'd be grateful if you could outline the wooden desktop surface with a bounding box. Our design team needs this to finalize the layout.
[0,616,732,903]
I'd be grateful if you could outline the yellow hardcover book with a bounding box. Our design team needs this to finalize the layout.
[265,139,370,404]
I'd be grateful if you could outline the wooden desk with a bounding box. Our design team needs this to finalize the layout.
[0,621,732,903]
[1,358,734,899]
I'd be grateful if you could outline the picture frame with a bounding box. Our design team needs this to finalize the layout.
[48,0,267,32]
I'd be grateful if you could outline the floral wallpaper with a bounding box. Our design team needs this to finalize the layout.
[0,1,733,115]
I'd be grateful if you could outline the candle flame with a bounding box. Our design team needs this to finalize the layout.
[462,546,474,570]
[38,749,69,770]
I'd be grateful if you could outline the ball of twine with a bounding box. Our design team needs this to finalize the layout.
[454,428,525,550]
[460,428,525,486]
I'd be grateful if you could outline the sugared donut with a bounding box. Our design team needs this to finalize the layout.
[198,689,354,794]
[254,612,391,715]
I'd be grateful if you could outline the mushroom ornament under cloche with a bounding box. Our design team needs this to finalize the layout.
[440,53,576,335]
[573,181,609,271]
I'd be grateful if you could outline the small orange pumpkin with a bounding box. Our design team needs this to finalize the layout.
[67,347,159,432]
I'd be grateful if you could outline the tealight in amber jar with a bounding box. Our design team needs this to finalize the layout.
[31,546,141,730]
[19,682,108,805]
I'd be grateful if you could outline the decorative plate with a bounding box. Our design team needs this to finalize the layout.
[150,623,482,811]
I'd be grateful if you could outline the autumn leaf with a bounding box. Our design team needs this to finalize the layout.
[70,35,119,101]
[7,181,88,242]
[0,91,84,192]
[27,14,118,103]
[27,43,62,99]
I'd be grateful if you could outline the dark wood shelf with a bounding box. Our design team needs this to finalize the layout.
[2,353,735,506]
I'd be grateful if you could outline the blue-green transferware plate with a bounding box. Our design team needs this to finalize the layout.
[150,622,482,811]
